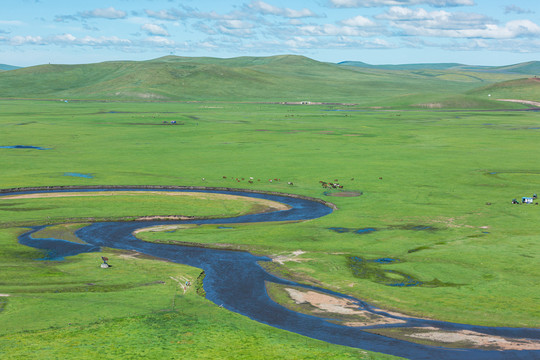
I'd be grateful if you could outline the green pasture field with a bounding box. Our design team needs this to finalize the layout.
[0,98,539,358]
[0,192,271,227]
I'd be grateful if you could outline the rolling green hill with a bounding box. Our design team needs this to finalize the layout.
[468,77,540,100]
[338,61,465,71]
[0,55,534,107]
[339,60,540,75]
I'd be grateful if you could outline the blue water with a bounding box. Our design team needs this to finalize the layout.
[64,172,93,178]
[8,188,540,360]
[356,227,377,234]
[0,145,50,150]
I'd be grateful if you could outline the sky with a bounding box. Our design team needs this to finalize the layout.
[1,0,539,67]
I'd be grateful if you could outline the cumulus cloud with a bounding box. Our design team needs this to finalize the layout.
[248,1,318,18]
[402,36,540,54]
[193,21,217,35]
[329,0,474,7]
[145,9,182,21]
[10,35,44,45]
[55,7,127,22]
[378,6,492,28]
[217,20,254,37]
[341,15,377,27]
[145,6,246,22]
[5,33,131,47]
[142,36,175,46]
[50,34,132,46]
[141,23,169,36]
[299,24,380,37]
[283,35,396,50]
[377,7,540,38]
[81,7,127,19]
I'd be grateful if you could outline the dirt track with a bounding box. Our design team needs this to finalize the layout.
[496,99,540,107]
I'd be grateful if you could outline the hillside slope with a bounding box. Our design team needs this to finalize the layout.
[0,55,532,106]
[468,77,540,101]
[339,60,540,75]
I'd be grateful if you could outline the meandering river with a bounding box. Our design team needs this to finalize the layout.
[6,187,539,360]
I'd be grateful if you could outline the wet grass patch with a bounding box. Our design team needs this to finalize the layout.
[328,227,377,234]
[328,224,438,235]
[347,256,459,288]
[260,261,324,287]
[407,245,432,254]
[0,297,7,313]
[31,223,88,244]
[388,224,439,232]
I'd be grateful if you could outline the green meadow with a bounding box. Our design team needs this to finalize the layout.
[0,56,539,358]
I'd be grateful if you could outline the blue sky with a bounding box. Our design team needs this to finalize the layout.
[1,0,539,66]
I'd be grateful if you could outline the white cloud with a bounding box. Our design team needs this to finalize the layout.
[2,33,131,47]
[81,7,127,19]
[145,9,182,21]
[329,0,474,8]
[53,33,77,43]
[379,7,540,38]
[248,1,318,18]
[141,23,169,36]
[299,24,379,37]
[402,37,540,54]
[10,35,44,45]
[378,6,491,28]
[193,21,217,35]
[217,20,254,37]
[283,35,396,50]
[50,34,132,46]
[143,36,175,46]
[399,20,540,39]
[341,15,376,27]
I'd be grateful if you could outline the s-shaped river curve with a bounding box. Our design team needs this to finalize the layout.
[5,186,540,360]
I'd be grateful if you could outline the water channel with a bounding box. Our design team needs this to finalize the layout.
[5,187,539,360]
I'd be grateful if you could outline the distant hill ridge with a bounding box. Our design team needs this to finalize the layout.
[339,60,540,75]
[0,64,20,71]
[0,55,537,107]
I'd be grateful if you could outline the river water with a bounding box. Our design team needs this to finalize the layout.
[8,188,539,360]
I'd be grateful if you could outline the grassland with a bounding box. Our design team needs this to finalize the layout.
[0,191,283,227]
[0,55,534,106]
[0,57,539,358]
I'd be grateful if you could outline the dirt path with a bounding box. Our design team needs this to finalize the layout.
[496,99,540,107]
